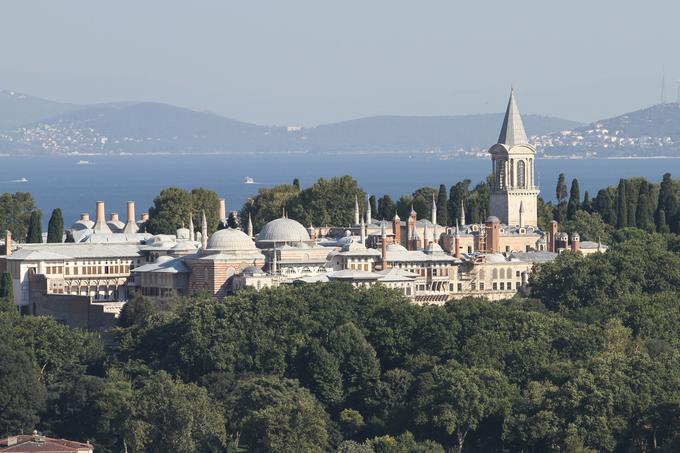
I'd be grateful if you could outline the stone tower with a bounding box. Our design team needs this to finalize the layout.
[488,89,539,226]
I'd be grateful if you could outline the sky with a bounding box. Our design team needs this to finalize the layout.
[1,0,679,126]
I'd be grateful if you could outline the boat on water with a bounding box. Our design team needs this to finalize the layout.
[16,177,28,183]
[77,160,91,165]
[244,176,255,184]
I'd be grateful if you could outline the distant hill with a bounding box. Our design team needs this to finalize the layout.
[0,90,581,155]
[0,90,83,131]
[535,103,680,157]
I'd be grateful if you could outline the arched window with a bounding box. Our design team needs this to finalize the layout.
[517,160,526,188]
[492,268,498,279]
[499,268,505,279]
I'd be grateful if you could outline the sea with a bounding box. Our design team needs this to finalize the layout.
[0,153,678,228]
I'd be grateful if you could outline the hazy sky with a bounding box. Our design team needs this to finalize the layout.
[1,0,679,125]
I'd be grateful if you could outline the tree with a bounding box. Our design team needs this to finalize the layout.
[241,184,300,231]
[555,173,568,222]
[46,208,64,243]
[293,178,301,190]
[368,195,377,220]
[616,179,628,229]
[594,189,615,225]
[562,210,612,243]
[0,192,36,241]
[119,295,154,327]
[636,182,653,231]
[582,190,591,212]
[0,272,13,301]
[656,173,677,233]
[437,184,448,226]
[627,179,638,227]
[26,210,42,243]
[0,342,47,436]
[449,180,471,226]
[567,178,580,220]
[191,188,221,233]
[298,341,343,406]
[426,365,512,453]
[378,195,396,220]
[147,188,193,235]
[128,371,226,453]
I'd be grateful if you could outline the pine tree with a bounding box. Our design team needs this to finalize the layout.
[616,179,628,229]
[636,182,653,231]
[567,178,580,220]
[46,208,64,243]
[26,211,43,243]
[436,184,448,226]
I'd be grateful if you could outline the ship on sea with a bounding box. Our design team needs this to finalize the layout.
[244,176,255,184]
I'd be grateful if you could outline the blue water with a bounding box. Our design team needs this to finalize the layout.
[0,153,678,227]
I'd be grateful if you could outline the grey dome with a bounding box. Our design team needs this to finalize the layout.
[207,228,256,251]
[386,243,408,252]
[257,218,310,243]
[242,266,265,276]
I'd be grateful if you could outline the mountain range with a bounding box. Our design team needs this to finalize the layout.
[1,89,678,157]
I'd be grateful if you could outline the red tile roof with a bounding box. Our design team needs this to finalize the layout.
[0,435,93,453]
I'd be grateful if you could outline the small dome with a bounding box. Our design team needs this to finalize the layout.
[341,240,366,252]
[257,218,310,243]
[242,266,265,276]
[171,241,197,251]
[485,253,507,263]
[176,227,191,240]
[386,243,408,252]
[207,228,256,251]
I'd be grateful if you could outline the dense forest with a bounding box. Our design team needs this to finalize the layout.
[1,228,680,452]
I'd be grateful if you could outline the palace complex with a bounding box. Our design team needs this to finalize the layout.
[0,90,605,329]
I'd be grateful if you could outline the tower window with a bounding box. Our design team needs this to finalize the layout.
[517,160,526,188]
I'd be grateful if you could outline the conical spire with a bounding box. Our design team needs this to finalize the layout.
[189,213,195,241]
[366,194,372,225]
[201,210,208,249]
[497,88,528,147]
[431,192,437,226]
[247,213,253,238]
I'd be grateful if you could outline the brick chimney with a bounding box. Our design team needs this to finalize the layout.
[4,230,11,256]
[93,201,112,233]
[485,216,501,253]
[219,198,226,221]
[123,201,139,233]
[571,232,580,253]
[393,213,401,246]
[548,221,559,253]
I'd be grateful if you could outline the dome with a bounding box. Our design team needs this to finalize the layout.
[171,241,198,251]
[242,266,265,276]
[387,243,408,252]
[485,253,507,263]
[207,228,256,251]
[257,218,310,243]
[176,227,191,240]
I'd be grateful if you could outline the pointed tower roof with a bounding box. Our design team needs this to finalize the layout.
[497,88,528,147]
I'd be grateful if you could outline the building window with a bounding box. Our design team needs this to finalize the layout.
[516,282,521,289]
[517,160,526,188]
[457,283,462,292]
[493,282,498,290]
[480,283,485,290]
[500,282,505,290]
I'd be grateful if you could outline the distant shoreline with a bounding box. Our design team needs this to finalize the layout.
[1,151,680,160]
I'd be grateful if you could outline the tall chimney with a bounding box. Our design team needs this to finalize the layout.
[123,201,139,233]
[93,201,112,234]
[219,198,226,221]
[571,232,580,253]
[381,224,388,271]
[4,230,11,257]
[393,213,401,246]
[549,221,558,253]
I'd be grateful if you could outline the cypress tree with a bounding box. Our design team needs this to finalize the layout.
[567,178,580,220]
[64,231,76,243]
[378,195,395,220]
[46,208,64,243]
[0,272,13,301]
[595,189,615,225]
[657,209,669,234]
[555,174,568,222]
[616,179,628,229]
[26,210,43,243]
[656,173,677,232]
[292,178,301,190]
[368,195,377,219]
[582,190,591,212]
[626,180,638,227]
[436,184,448,226]
[636,182,653,231]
